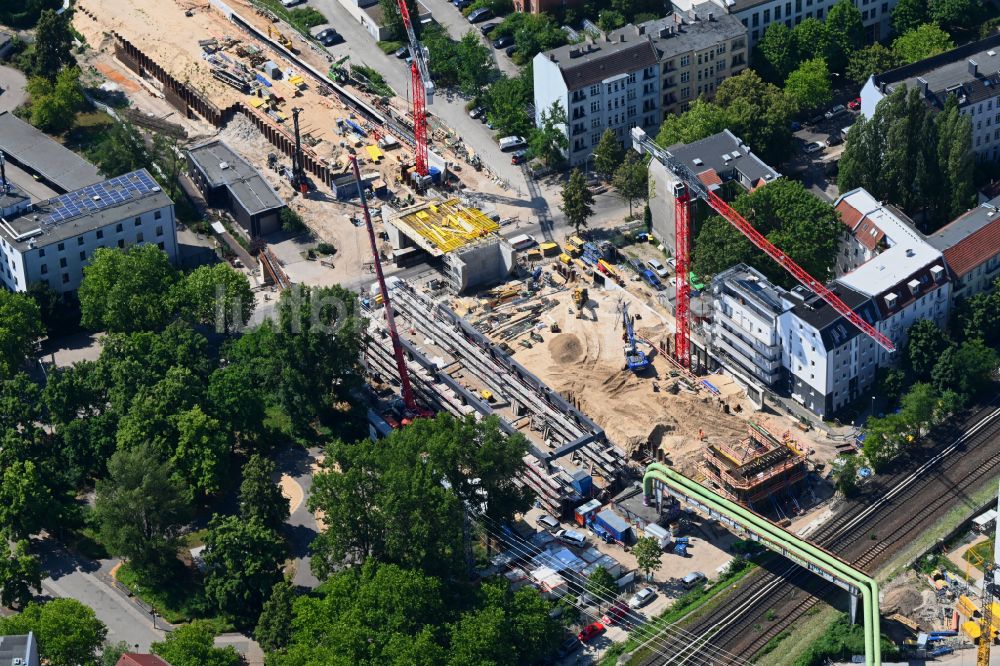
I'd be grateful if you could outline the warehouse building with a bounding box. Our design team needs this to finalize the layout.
[186,139,285,238]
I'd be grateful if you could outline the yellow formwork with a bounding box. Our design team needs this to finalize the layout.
[395,198,500,254]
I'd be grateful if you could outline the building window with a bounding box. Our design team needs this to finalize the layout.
[118,239,125,248]
[96,230,103,239]
[154,211,162,220]
[116,223,123,233]
[57,242,64,251]
[62,273,69,284]
[79,251,86,261]
[590,84,599,96]
[775,5,781,18]
[752,29,759,41]
[59,257,67,268]
[158,242,165,250]
[38,248,44,258]
[881,1,887,11]
[40,265,47,275]
[680,55,690,67]
[716,44,726,54]
[136,232,144,243]
[591,118,601,129]
[591,101,600,113]
[681,87,690,99]
[816,7,823,17]
[681,71,690,83]
[134,217,141,226]
[77,236,84,246]
[763,8,770,22]
[752,12,759,26]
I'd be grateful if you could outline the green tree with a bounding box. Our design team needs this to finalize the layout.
[203,515,285,628]
[833,455,860,497]
[206,364,267,447]
[254,579,295,653]
[597,9,626,31]
[171,406,230,501]
[560,168,594,236]
[0,541,42,609]
[448,605,507,665]
[528,100,568,168]
[754,22,798,82]
[26,66,84,134]
[900,382,937,435]
[172,263,254,334]
[826,0,865,71]
[93,443,191,580]
[784,57,832,113]
[633,536,662,581]
[892,0,928,34]
[30,9,73,81]
[930,0,982,34]
[586,565,616,600]
[79,245,180,333]
[0,598,107,666]
[484,74,532,137]
[612,151,648,218]
[936,101,975,221]
[239,454,290,532]
[0,461,54,541]
[100,641,130,666]
[893,24,954,63]
[846,44,904,86]
[952,339,1000,398]
[715,69,796,165]
[906,319,951,379]
[151,620,241,666]
[655,98,729,147]
[863,413,908,470]
[0,290,43,376]
[792,18,835,64]
[87,121,150,178]
[593,129,625,180]
[454,31,497,97]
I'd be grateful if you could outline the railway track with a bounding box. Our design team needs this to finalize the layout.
[634,398,1000,666]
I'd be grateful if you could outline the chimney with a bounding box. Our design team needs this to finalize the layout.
[619,33,625,42]
[969,59,979,76]
[917,76,928,96]
[568,48,581,58]
[636,24,645,35]
[688,8,697,20]
[659,27,669,38]
[604,33,611,42]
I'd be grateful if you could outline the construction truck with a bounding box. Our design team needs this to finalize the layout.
[622,303,650,372]
[572,288,588,318]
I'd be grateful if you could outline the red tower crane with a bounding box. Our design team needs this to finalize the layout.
[630,127,895,369]
[350,155,428,418]
[397,0,433,177]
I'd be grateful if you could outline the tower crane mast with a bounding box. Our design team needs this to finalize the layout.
[397,0,433,176]
[630,127,896,368]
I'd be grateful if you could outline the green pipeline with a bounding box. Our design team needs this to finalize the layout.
[643,463,881,666]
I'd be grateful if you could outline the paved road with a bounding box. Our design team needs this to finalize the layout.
[275,446,323,590]
[418,0,520,78]
[0,64,27,114]
[35,540,164,651]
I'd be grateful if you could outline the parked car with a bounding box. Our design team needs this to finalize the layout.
[790,120,801,131]
[827,134,843,146]
[558,635,582,657]
[469,106,484,119]
[577,622,605,643]
[645,258,668,278]
[824,104,847,120]
[808,113,826,125]
[481,22,499,35]
[498,135,526,151]
[803,140,826,155]
[601,601,629,626]
[468,7,493,22]
[505,45,517,57]
[681,571,706,589]
[536,513,560,531]
[554,528,587,548]
[848,97,861,111]
[666,256,676,269]
[280,0,304,6]
[315,28,342,46]
[510,149,528,165]
[454,0,474,8]
[628,587,656,609]
[394,46,409,59]
[493,35,514,49]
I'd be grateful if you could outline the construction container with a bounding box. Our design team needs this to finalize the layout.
[262,61,282,79]
[644,523,671,549]
[564,242,580,257]
[540,241,560,257]
[558,253,572,265]
[594,509,632,543]
[569,235,586,248]
[574,499,602,527]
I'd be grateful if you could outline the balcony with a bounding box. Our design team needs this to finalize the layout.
[571,124,585,137]
[571,109,586,121]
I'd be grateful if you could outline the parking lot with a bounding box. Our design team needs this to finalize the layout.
[785,105,859,202]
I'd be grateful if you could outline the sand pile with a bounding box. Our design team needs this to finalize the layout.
[550,333,583,364]
[882,586,923,616]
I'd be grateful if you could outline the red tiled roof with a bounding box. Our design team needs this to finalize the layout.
[941,217,1000,277]
[116,655,171,666]
[835,200,863,232]
[836,200,886,251]
[696,169,722,187]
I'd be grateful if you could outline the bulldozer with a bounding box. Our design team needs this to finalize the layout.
[572,287,588,319]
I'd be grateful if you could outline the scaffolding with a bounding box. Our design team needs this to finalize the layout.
[387,198,500,256]
[699,421,807,506]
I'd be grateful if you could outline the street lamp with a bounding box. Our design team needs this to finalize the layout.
[871,395,875,417]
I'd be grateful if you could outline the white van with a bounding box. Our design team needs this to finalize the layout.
[646,258,668,278]
[681,571,706,589]
[508,233,537,251]
[555,529,587,548]
[499,135,526,151]
[537,514,560,531]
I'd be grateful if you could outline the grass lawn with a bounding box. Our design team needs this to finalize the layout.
[115,561,229,630]
[62,110,114,154]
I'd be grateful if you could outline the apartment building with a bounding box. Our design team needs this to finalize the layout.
[925,193,1000,300]
[533,13,747,168]
[647,129,780,248]
[672,0,895,50]
[778,284,880,418]
[833,187,914,276]
[709,264,790,390]
[0,169,177,294]
[861,34,1000,161]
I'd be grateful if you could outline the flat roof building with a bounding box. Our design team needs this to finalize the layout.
[860,33,1000,161]
[0,169,177,293]
[186,139,285,238]
[0,633,40,666]
[0,111,103,194]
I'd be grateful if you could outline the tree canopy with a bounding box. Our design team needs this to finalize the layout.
[593,129,625,180]
[0,599,107,666]
[26,66,85,134]
[892,23,954,63]
[152,620,241,666]
[0,290,43,376]
[529,101,569,168]
[784,57,832,113]
[560,169,595,236]
[79,245,180,332]
[30,9,74,81]
[612,151,648,218]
